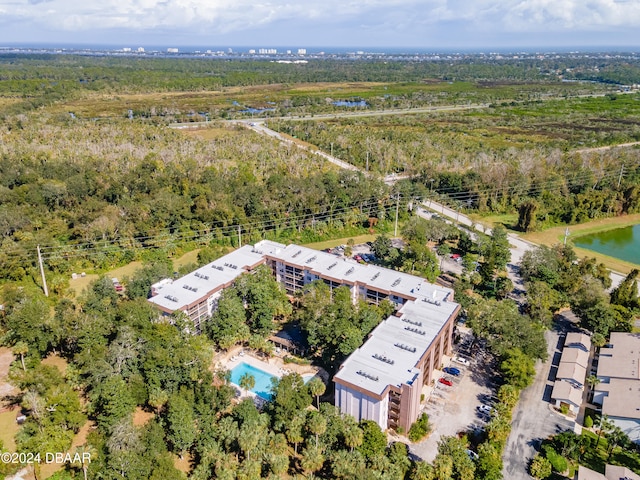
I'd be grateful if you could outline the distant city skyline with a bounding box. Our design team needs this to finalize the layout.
[0,0,639,50]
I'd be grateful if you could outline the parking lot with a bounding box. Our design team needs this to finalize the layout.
[408,330,499,463]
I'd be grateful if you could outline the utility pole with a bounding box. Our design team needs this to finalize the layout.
[366,151,369,171]
[617,163,625,189]
[238,226,242,248]
[330,142,333,157]
[394,193,400,237]
[37,245,49,297]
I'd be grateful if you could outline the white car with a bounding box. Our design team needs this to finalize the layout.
[453,356,470,366]
[477,404,492,414]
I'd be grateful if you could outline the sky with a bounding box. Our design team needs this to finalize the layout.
[0,0,639,50]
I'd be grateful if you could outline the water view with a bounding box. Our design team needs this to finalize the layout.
[574,224,640,265]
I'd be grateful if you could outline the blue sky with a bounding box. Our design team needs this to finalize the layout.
[0,0,639,50]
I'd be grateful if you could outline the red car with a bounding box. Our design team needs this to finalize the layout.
[439,377,453,387]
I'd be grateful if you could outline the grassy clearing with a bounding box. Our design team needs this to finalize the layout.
[0,409,19,451]
[133,407,154,427]
[173,249,202,271]
[68,261,144,298]
[522,214,640,272]
[42,354,69,375]
[304,233,383,250]
[469,213,519,230]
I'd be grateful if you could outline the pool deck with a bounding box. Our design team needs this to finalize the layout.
[213,347,327,399]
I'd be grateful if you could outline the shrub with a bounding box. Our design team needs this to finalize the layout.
[543,445,567,473]
[283,355,311,365]
[584,416,593,428]
[530,453,552,479]
[560,404,569,415]
[408,413,431,442]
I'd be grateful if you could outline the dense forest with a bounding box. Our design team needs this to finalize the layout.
[1,53,640,479]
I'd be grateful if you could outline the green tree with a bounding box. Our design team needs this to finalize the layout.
[12,341,29,372]
[206,287,250,349]
[307,377,326,408]
[269,373,312,429]
[300,445,325,475]
[517,200,538,232]
[357,420,387,461]
[476,442,503,480]
[239,373,255,397]
[166,393,196,458]
[286,411,306,455]
[306,410,327,448]
[529,453,552,479]
[500,348,536,389]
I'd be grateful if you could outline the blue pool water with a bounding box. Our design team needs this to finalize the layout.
[230,362,277,400]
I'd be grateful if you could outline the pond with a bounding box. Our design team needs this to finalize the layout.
[573,224,640,265]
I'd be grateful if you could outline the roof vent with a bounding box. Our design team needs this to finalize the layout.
[373,353,395,365]
[292,250,302,258]
[164,295,179,302]
[371,272,380,281]
[391,278,401,287]
[356,370,379,381]
[402,318,423,327]
[346,267,355,276]
[394,343,417,353]
[328,262,338,270]
[405,326,425,336]
[306,255,317,264]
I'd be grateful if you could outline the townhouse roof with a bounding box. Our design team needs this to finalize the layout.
[597,333,640,381]
[565,332,592,352]
[597,378,640,420]
[559,347,590,369]
[551,380,583,407]
[556,361,587,385]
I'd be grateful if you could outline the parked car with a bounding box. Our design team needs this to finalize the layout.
[453,356,470,366]
[112,278,123,292]
[438,377,453,387]
[466,449,479,461]
[443,366,461,376]
[477,404,492,414]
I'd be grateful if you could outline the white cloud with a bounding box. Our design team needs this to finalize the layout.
[0,0,638,45]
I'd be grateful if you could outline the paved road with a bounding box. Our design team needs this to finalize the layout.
[503,322,575,480]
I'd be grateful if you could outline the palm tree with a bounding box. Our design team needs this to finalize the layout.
[344,424,363,452]
[12,341,28,372]
[239,372,255,397]
[301,445,325,476]
[286,413,305,455]
[307,378,326,409]
[306,411,327,448]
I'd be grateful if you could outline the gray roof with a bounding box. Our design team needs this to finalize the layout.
[598,332,640,381]
[266,243,453,302]
[556,361,587,384]
[148,241,284,312]
[551,380,583,406]
[565,332,592,351]
[597,378,640,420]
[577,466,607,480]
[334,293,459,397]
[605,464,640,480]
[559,347,590,369]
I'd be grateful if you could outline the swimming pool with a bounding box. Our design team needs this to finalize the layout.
[230,362,277,400]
